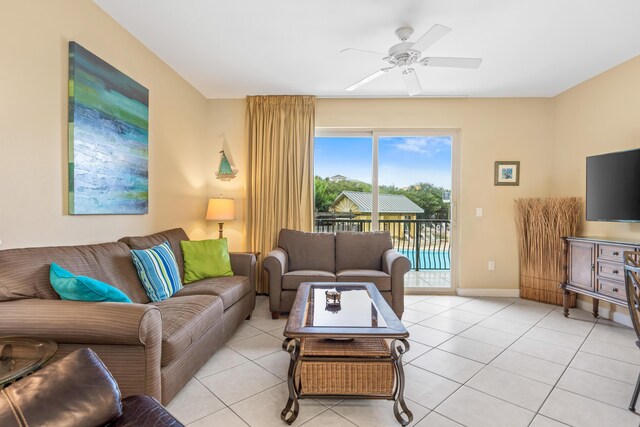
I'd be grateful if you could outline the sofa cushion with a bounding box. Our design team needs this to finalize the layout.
[282,270,336,290]
[175,276,251,310]
[119,228,189,281]
[49,262,132,303]
[181,238,233,283]
[131,242,183,302]
[150,295,223,366]
[0,242,149,303]
[278,229,335,272]
[336,269,392,291]
[335,231,393,272]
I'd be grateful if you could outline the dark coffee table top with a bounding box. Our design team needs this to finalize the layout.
[0,336,57,387]
[284,282,408,339]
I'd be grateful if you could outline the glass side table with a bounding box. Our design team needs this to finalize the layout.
[0,336,57,388]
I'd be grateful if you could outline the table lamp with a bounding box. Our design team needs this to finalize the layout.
[206,197,236,239]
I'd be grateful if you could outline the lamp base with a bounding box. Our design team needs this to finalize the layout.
[218,222,224,239]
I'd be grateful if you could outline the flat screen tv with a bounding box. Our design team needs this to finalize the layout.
[586,148,640,222]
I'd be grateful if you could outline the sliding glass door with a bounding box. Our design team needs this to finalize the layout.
[314,130,456,291]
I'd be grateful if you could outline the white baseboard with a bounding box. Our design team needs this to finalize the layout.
[456,288,521,298]
[575,299,632,328]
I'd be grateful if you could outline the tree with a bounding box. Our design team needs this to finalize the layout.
[314,177,450,219]
[392,183,450,219]
[314,176,372,212]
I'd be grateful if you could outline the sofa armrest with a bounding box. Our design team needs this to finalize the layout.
[114,395,183,427]
[382,249,411,318]
[264,248,288,275]
[0,299,163,400]
[0,299,162,346]
[0,348,123,427]
[230,252,257,290]
[263,248,288,313]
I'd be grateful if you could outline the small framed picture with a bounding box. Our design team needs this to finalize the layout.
[494,161,520,186]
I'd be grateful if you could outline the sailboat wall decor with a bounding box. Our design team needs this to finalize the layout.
[216,150,238,181]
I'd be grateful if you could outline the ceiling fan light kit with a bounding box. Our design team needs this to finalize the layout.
[343,24,483,96]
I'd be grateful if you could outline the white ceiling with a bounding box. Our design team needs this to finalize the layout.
[94,0,640,99]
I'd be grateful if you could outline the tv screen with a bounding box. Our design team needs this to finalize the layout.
[586,148,640,222]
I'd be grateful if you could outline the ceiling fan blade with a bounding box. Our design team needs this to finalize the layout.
[339,47,386,56]
[402,68,422,96]
[421,57,483,68]
[346,67,393,91]
[410,24,451,53]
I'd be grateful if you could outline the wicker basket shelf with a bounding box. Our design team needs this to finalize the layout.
[298,338,395,396]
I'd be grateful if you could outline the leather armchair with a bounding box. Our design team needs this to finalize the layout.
[0,348,182,427]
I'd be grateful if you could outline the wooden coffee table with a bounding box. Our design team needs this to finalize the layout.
[281,282,412,425]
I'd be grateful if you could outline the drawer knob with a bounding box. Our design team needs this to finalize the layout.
[612,287,619,293]
[613,251,620,256]
[612,269,619,274]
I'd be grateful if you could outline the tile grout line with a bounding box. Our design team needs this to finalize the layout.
[405,296,522,350]
[525,305,598,427]
[415,299,555,424]
[422,300,599,425]
[181,296,634,426]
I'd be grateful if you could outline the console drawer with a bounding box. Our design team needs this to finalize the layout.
[597,261,625,282]
[597,279,627,302]
[597,244,628,263]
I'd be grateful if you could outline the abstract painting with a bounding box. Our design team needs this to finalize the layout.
[68,42,149,214]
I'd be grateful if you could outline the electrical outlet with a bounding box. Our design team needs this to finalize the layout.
[488,261,495,270]
[476,208,483,217]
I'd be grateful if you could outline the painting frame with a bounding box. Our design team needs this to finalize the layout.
[494,161,520,186]
[68,42,149,215]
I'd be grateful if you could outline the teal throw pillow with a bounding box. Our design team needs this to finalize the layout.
[49,263,132,303]
[130,241,182,302]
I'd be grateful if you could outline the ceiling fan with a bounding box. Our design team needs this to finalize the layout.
[342,25,482,96]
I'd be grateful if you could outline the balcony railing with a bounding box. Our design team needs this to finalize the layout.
[313,218,451,271]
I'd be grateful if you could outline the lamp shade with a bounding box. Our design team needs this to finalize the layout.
[206,198,236,221]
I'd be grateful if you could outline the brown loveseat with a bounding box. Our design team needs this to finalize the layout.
[264,229,410,319]
[0,228,255,405]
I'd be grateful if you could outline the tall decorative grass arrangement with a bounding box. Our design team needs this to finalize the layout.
[514,197,583,305]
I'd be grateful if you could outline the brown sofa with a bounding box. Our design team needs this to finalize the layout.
[0,228,255,405]
[263,229,410,319]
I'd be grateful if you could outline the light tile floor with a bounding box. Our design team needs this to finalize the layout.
[406,271,451,288]
[167,295,640,427]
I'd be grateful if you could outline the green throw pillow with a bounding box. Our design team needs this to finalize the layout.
[49,262,132,303]
[181,238,234,283]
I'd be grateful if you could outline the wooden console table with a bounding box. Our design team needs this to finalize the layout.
[561,237,635,318]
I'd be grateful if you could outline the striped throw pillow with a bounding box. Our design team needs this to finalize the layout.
[131,241,182,302]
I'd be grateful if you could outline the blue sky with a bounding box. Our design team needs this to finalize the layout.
[314,136,452,189]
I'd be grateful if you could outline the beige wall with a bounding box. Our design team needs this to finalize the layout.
[205,99,247,251]
[0,0,223,249]
[552,56,640,238]
[552,55,640,313]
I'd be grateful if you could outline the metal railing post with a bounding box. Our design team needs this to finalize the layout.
[414,220,420,271]
[313,218,450,271]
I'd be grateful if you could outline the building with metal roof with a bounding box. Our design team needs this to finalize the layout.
[331,191,424,214]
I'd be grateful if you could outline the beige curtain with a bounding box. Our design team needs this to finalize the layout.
[246,96,316,293]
